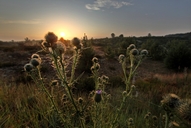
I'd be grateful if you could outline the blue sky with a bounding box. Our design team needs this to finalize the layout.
[0,0,191,41]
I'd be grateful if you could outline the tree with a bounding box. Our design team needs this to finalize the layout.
[119,34,124,38]
[111,33,115,38]
[25,37,30,42]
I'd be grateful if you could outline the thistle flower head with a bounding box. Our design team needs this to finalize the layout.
[140,49,148,56]
[30,58,41,67]
[31,54,40,59]
[73,43,82,50]
[100,75,109,83]
[45,32,58,47]
[24,63,33,72]
[152,116,158,121]
[127,118,134,126]
[130,48,139,56]
[42,41,51,48]
[72,37,80,46]
[176,99,191,124]
[144,114,150,120]
[94,90,102,103]
[61,94,68,103]
[118,54,125,63]
[161,93,181,110]
[78,97,84,104]
[51,80,59,86]
[95,63,100,70]
[55,41,66,55]
[122,91,127,97]
[92,57,98,63]
[91,63,100,72]
[127,44,136,51]
[72,37,82,50]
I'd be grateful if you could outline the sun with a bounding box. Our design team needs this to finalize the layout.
[60,32,65,38]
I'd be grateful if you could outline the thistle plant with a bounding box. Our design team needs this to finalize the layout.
[24,32,86,127]
[111,44,148,127]
[161,93,191,127]
[90,57,111,128]
[23,33,191,127]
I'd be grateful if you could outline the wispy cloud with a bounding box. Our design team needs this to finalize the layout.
[86,0,133,10]
[0,19,40,24]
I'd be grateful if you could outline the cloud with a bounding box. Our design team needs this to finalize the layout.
[85,0,133,10]
[0,19,40,24]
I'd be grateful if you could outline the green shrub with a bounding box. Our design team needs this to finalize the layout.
[165,41,191,71]
[141,39,167,61]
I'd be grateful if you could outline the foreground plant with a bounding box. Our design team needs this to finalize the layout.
[161,93,191,128]
[23,32,191,127]
[110,44,148,127]
[24,32,86,127]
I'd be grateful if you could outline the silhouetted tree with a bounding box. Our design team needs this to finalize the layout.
[25,37,30,42]
[119,34,124,38]
[111,33,115,38]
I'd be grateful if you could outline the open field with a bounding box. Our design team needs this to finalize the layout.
[0,36,191,127]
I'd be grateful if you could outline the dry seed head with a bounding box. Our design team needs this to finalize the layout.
[51,80,59,86]
[122,91,127,97]
[140,49,148,56]
[45,32,58,46]
[72,37,80,46]
[147,112,151,116]
[176,99,191,124]
[101,75,109,83]
[31,54,40,59]
[144,114,150,119]
[91,63,100,72]
[61,94,68,102]
[78,97,84,104]
[127,44,136,51]
[42,41,51,48]
[127,118,134,126]
[161,93,181,110]
[118,54,125,63]
[75,43,82,50]
[30,58,41,67]
[92,57,98,63]
[152,116,158,121]
[128,118,133,122]
[24,63,33,72]
[55,41,66,55]
[130,48,139,56]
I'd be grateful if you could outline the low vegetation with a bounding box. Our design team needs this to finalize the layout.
[0,32,191,127]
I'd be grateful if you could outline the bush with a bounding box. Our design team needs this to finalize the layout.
[141,39,167,61]
[164,41,191,71]
[76,42,95,73]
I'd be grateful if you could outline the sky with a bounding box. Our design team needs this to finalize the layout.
[0,0,191,41]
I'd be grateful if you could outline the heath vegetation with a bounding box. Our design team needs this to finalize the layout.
[0,32,191,127]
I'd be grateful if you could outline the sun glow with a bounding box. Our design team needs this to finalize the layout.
[60,32,65,38]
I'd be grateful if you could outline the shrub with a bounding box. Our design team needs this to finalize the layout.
[141,39,167,61]
[164,41,191,71]
[76,38,95,73]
